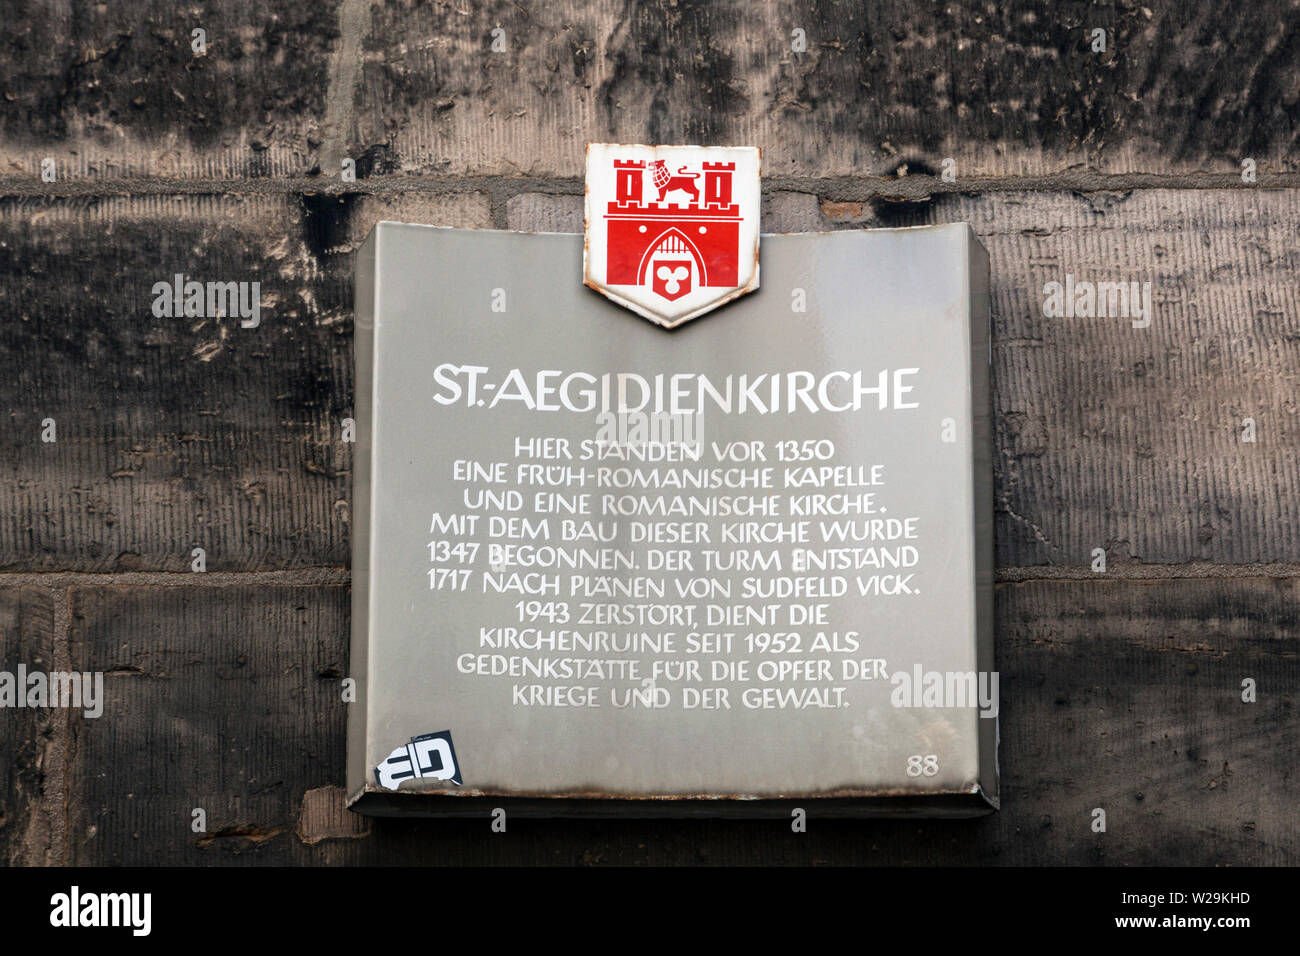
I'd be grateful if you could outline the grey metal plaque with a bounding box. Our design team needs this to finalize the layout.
[348,223,995,817]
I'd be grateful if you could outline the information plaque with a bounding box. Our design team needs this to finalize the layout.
[348,223,995,817]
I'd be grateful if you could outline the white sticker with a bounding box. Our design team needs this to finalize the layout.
[374,731,462,789]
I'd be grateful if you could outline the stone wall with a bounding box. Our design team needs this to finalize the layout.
[1,0,1297,864]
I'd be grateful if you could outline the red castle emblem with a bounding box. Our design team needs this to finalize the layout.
[584,145,760,328]
[605,158,741,299]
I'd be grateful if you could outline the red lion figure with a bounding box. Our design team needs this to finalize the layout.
[650,160,700,204]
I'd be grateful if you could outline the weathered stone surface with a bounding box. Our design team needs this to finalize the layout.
[506,193,583,233]
[6,1,1298,182]
[0,587,57,865]
[296,785,370,845]
[0,0,344,179]
[66,585,349,864]
[963,189,1300,567]
[55,578,1299,864]
[764,191,822,233]
[355,192,494,235]
[0,191,487,572]
[351,0,1300,179]
[991,576,1298,866]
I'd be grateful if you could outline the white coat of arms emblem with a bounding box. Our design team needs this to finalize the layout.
[583,143,761,328]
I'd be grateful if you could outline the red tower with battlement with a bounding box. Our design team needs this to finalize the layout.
[604,160,741,289]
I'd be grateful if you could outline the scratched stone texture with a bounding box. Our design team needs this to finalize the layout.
[4,1,1299,179]
[0,192,489,572]
[51,580,1300,865]
[0,587,57,865]
[0,0,1297,866]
